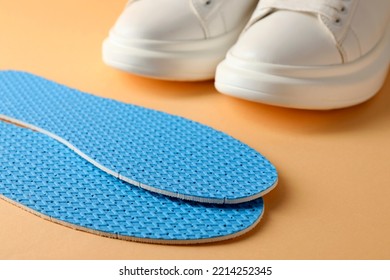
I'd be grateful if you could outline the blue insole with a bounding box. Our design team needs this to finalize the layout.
[0,71,277,204]
[0,121,264,243]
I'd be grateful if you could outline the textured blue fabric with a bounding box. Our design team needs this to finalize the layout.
[0,121,264,243]
[0,71,277,203]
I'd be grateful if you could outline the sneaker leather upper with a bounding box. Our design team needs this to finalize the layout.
[112,0,258,41]
[231,0,390,65]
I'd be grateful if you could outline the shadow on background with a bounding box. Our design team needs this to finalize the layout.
[116,71,215,98]
[180,174,288,248]
[222,72,390,135]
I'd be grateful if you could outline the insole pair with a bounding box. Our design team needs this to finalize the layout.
[0,71,278,243]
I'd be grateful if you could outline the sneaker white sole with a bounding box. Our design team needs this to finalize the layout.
[102,24,245,81]
[215,24,390,110]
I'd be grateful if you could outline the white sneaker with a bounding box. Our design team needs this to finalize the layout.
[215,0,390,109]
[102,0,258,81]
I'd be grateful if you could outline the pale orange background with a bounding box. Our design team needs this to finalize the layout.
[0,0,389,260]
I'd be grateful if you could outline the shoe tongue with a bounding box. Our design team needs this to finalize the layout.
[244,0,345,41]
[244,7,319,33]
[248,0,343,25]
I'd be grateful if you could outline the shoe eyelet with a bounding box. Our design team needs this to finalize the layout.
[205,0,212,5]
[340,6,347,14]
[333,17,343,26]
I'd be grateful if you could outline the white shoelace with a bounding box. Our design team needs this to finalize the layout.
[259,0,349,22]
